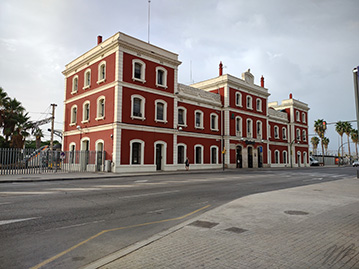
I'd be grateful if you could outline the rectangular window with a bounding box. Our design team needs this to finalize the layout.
[211,148,217,164]
[134,63,142,79]
[132,143,141,164]
[178,109,184,125]
[195,112,201,127]
[178,145,184,164]
[195,147,202,164]
[156,103,164,121]
[157,70,164,85]
[133,98,142,117]
[211,115,216,130]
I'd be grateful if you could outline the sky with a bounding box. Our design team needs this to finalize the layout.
[1,0,358,153]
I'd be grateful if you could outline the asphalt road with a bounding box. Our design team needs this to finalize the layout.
[0,167,356,269]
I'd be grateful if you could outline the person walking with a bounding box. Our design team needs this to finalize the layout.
[185,157,190,171]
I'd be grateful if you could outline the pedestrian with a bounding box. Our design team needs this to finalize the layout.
[185,157,190,171]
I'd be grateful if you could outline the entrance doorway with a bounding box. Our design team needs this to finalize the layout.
[155,144,163,170]
[248,147,253,168]
[236,146,242,168]
[258,147,263,168]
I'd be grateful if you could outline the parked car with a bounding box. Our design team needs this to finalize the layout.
[353,160,359,167]
[310,156,319,166]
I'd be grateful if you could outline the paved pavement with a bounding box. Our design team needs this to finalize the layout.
[82,177,359,269]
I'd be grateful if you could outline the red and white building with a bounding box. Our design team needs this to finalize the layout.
[62,32,310,172]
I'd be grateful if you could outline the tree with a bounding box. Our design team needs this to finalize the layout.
[314,119,326,164]
[351,129,358,159]
[342,121,352,159]
[311,136,320,155]
[0,87,9,128]
[33,127,44,149]
[335,121,345,157]
[322,137,330,155]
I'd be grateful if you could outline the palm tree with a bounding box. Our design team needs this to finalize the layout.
[342,121,352,160]
[351,129,358,159]
[10,112,32,148]
[322,137,330,155]
[335,121,345,157]
[314,119,326,164]
[0,87,9,129]
[311,136,320,155]
[33,127,44,149]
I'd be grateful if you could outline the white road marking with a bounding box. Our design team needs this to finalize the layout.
[119,190,179,199]
[48,188,102,191]
[0,191,55,196]
[95,185,136,188]
[135,180,148,183]
[44,220,106,232]
[0,217,40,226]
[0,202,11,205]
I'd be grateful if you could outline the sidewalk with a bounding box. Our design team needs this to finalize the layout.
[85,177,359,269]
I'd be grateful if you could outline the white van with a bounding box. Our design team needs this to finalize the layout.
[310,156,319,166]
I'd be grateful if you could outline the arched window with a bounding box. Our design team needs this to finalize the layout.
[275,150,280,164]
[130,139,144,165]
[96,96,105,120]
[156,67,167,88]
[210,146,218,164]
[246,95,253,109]
[178,107,187,126]
[194,145,203,164]
[303,130,307,141]
[274,126,279,139]
[282,127,287,140]
[177,144,186,164]
[98,61,106,83]
[82,101,90,122]
[296,129,301,141]
[302,112,306,123]
[195,110,204,129]
[132,59,146,82]
[72,76,78,94]
[256,121,262,139]
[256,98,262,112]
[131,95,146,120]
[283,151,288,164]
[155,100,167,123]
[235,92,242,107]
[84,69,91,89]
[210,113,219,131]
[247,119,253,138]
[70,105,77,125]
[69,143,76,164]
[236,116,242,136]
[296,111,300,122]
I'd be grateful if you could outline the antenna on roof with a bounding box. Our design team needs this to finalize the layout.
[148,0,151,43]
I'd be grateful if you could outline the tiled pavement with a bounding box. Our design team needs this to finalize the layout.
[93,178,359,269]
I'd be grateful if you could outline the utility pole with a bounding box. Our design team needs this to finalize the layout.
[50,104,57,151]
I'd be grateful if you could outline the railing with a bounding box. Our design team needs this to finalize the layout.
[0,148,106,175]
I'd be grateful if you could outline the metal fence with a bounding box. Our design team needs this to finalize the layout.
[0,147,107,175]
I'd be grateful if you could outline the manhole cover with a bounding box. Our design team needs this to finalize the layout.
[189,220,219,229]
[225,227,248,234]
[284,210,309,216]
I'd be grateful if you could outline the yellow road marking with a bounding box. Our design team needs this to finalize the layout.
[30,204,210,269]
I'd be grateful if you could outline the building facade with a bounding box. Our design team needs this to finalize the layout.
[62,32,309,172]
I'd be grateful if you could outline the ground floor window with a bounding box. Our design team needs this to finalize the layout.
[178,145,185,164]
[132,142,141,164]
[195,146,202,164]
[211,147,217,164]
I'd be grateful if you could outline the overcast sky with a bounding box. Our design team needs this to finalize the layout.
[1,0,358,152]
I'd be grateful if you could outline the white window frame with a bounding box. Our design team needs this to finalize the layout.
[155,99,167,123]
[83,69,91,89]
[303,130,307,142]
[210,113,219,131]
[155,66,168,88]
[177,106,187,127]
[69,143,76,164]
[131,94,146,120]
[302,112,306,123]
[235,116,242,137]
[70,105,77,126]
[296,128,301,141]
[72,75,78,94]
[177,143,187,164]
[82,101,90,123]
[256,120,262,139]
[282,127,287,140]
[97,61,106,84]
[246,95,253,109]
[274,125,279,139]
[210,145,219,164]
[283,151,288,164]
[194,110,204,129]
[194,144,204,164]
[296,110,300,122]
[274,150,280,164]
[247,118,253,138]
[235,92,242,107]
[256,98,262,112]
[130,139,145,165]
[80,137,90,151]
[96,96,105,120]
[132,59,146,83]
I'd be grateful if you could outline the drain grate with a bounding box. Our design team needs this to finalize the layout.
[225,227,248,234]
[284,210,309,216]
[189,220,219,229]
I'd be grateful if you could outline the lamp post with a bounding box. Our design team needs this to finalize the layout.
[337,141,350,167]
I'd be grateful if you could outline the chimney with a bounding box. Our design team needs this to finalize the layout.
[97,35,103,45]
[219,61,223,76]
[289,93,293,99]
[260,76,264,87]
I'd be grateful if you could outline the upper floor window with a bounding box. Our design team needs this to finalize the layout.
[82,102,90,122]
[247,119,253,138]
[210,113,219,131]
[96,96,105,120]
[131,95,145,120]
[256,121,262,138]
[235,92,242,107]
[236,117,242,136]
[132,59,146,83]
[155,100,167,123]
[246,95,253,109]
[84,69,91,89]
[178,107,186,126]
[296,128,301,140]
[98,61,106,83]
[195,110,204,129]
[274,126,279,139]
[302,112,306,123]
[70,105,77,125]
[303,130,307,141]
[256,98,262,112]
[156,67,167,88]
[296,111,300,122]
[282,127,287,140]
[72,76,78,94]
